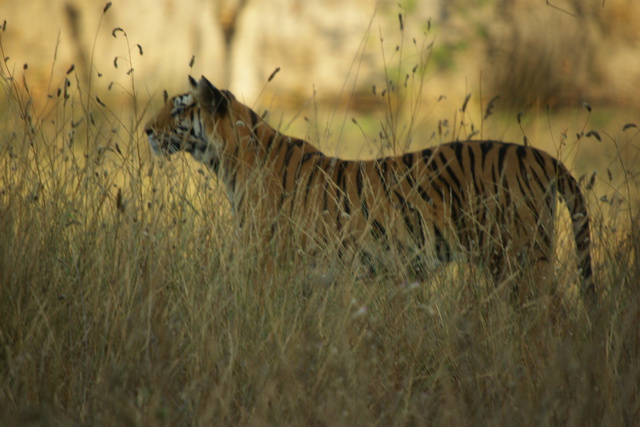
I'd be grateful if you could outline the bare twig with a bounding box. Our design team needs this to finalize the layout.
[545,0,577,17]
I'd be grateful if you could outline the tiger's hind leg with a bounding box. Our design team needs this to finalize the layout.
[486,188,559,308]
[486,247,519,300]
[484,236,556,309]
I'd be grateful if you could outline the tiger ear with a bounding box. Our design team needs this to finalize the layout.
[195,75,229,114]
[188,75,198,89]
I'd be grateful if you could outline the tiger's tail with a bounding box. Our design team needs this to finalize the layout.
[555,161,597,309]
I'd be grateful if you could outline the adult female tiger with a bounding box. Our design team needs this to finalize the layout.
[145,75,596,308]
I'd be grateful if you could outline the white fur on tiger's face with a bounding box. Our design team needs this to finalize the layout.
[146,93,198,155]
[145,76,597,312]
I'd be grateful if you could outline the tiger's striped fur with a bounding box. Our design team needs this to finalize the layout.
[145,76,596,307]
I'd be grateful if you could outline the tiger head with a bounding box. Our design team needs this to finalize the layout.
[144,75,253,172]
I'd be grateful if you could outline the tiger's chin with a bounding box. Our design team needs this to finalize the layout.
[147,134,182,156]
[147,135,163,155]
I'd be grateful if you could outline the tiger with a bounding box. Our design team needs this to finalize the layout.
[145,75,596,309]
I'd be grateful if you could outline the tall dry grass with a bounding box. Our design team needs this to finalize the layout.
[1,6,640,427]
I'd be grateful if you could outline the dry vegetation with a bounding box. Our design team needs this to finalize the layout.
[1,5,640,427]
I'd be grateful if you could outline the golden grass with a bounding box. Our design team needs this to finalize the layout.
[1,15,640,427]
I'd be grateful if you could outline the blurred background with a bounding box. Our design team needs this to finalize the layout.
[1,0,639,152]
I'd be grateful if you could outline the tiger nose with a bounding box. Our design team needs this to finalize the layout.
[145,128,154,136]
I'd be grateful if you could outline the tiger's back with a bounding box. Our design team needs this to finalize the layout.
[145,76,596,308]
